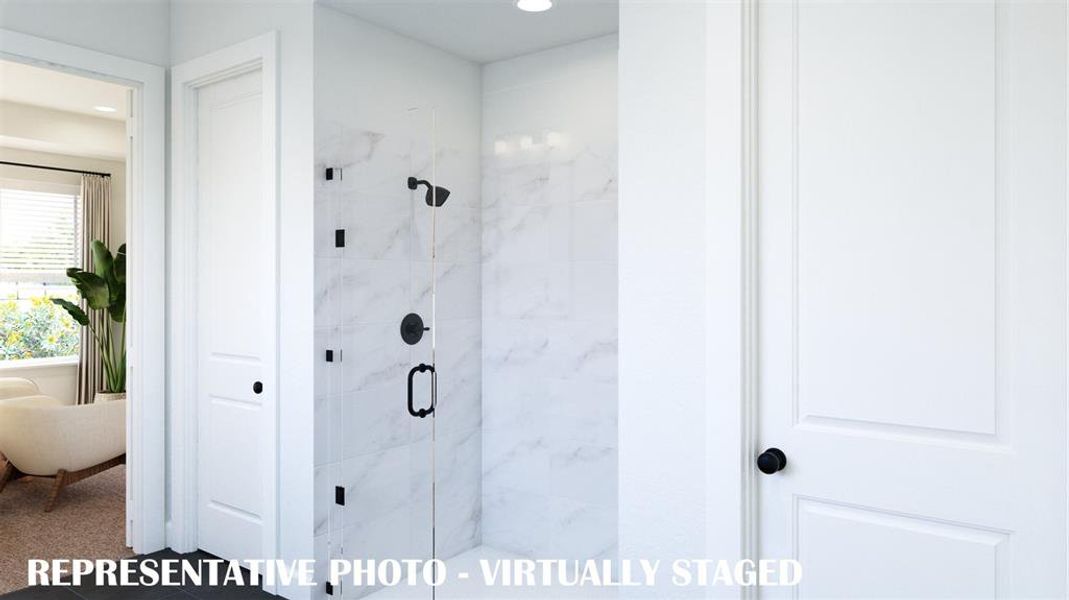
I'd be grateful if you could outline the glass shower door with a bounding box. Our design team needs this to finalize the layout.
[405,104,482,596]
[319,106,441,600]
[324,104,476,600]
[406,106,440,598]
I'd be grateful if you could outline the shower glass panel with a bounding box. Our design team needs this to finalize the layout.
[320,104,481,598]
[408,106,439,595]
[319,107,440,600]
[320,99,481,599]
[408,104,484,593]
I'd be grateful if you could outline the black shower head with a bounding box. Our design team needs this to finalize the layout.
[407,177,451,207]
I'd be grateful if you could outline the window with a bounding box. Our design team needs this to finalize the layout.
[0,181,82,362]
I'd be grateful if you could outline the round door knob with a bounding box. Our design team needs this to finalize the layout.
[757,447,786,474]
[253,381,263,394]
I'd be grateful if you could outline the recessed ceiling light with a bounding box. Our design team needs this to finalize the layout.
[93,105,117,113]
[516,0,553,12]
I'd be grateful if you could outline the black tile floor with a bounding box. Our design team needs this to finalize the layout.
[1,550,277,600]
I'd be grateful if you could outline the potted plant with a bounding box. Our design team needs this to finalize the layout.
[52,241,126,402]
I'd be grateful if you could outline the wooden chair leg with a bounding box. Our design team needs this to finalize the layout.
[44,470,67,512]
[0,461,15,493]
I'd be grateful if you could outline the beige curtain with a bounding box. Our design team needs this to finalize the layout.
[76,174,111,405]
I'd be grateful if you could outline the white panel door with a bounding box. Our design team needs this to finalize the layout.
[196,69,275,561]
[757,1,1066,597]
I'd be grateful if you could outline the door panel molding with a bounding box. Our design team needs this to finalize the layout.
[793,495,1011,598]
[786,0,1009,444]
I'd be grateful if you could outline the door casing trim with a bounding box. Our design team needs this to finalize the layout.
[702,1,757,591]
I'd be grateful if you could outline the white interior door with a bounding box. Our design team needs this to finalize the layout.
[195,68,277,561]
[756,1,1066,597]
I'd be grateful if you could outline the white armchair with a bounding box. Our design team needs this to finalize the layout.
[0,396,126,511]
[0,377,45,463]
[0,377,41,402]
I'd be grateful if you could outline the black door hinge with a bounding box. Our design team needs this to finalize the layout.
[325,167,342,181]
[335,229,345,248]
[335,485,345,506]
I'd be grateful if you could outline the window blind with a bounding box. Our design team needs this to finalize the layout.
[0,187,81,284]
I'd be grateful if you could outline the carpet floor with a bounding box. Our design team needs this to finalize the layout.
[0,463,132,595]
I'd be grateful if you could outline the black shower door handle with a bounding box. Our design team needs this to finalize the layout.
[407,363,436,418]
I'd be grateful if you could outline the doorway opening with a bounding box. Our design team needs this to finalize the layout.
[0,29,167,591]
[0,58,131,594]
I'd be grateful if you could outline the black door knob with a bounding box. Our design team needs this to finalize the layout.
[253,381,263,394]
[757,448,786,474]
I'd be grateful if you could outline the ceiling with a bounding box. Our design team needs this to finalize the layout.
[318,0,619,63]
[0,60,128,121]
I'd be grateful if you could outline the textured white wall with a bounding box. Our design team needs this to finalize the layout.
[618,2,720,596]
[480,34,618,561]
[618,2,747,597]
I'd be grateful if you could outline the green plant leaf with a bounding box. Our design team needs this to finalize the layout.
[113,244,126,284]
[69,271,110,309]
[108,243,125,318]
[109,281,123,305]
[108,293,126,323]
[51,298,89,326]
[91,240,113,279]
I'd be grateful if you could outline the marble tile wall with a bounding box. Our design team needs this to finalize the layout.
[480,35,619,561]
[313,7,482,598]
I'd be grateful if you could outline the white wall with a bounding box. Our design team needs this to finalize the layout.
[169,4,315,598]
[0,101,126,160]
[480,34,618,561]
[0,0,169,66]
[618,2,745,597]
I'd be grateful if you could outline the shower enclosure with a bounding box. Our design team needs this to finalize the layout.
[317,101,482,590]
[314,10,617,597]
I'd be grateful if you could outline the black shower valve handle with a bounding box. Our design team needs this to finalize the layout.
[407,363,436,418]
[401,313,429,345]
